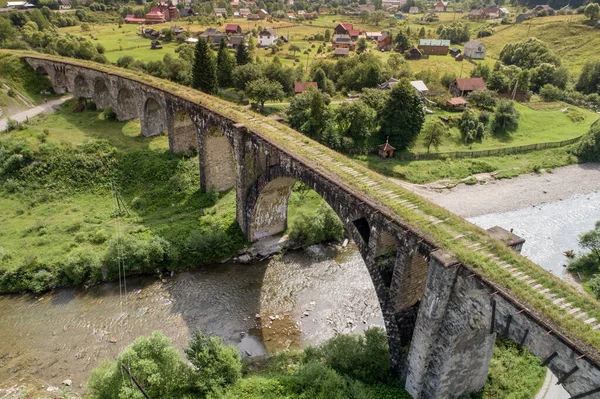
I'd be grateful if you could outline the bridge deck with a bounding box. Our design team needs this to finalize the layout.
[11,51,600,364]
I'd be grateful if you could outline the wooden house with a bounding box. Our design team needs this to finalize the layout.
[463,40,486,59]
[334,47,350,57]
[225,24,242,34]
[377,34,392,51]
[446,97,468,110]
[418,39,450,55]
[407,46,423,59]
[294,82,318,94]
[449,77,486,96]
[433,1,448,12]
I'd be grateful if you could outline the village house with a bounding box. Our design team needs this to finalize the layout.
[359,4,376,13]
[449,77,487,96]
[463,40,486,59]
[334,23,354,35]
[377,78,399,90]
[145,8,166,24]
[124,14,146,23]
[214,8,227,18]
[410,80,429,94]
[433,1,448,12]
[334,47,350,57]
[409,6,419,13]
[418,39,450,55]
[332,34,356,50]
[483,7,501,18]
[516,12,533,23]
[366,31,383,40]
[239,8,251,17]
[377,34,392,51]
[258,28,278,46]
[257,9,269,19]
[532,4,554,15]
[171,25,186,35]
[229,1,239,7]
[200,28,221,42]
[383,0,408,9]
[57,0,71,10]
[225,24,242,34]
[294,82,318,94]
[287,13,296,19]
[228,35,246,48]
[468,9,486,19]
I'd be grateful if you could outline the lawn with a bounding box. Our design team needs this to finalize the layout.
[409,101,599,154]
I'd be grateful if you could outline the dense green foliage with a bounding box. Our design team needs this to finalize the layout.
[378,79,425,150]
[88,331,197,399]
[184,330,243,395]
[289,201,345,247]
[245,77,284,111]
[576,60,600,95]
[492,100,520,134]
[568,221,600,299]
[572,119,600,162]
[499,38,561,70]
[192,38,217,94]
[217,39,234,88]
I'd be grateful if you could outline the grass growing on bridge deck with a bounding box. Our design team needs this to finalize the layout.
[10,51,600,362]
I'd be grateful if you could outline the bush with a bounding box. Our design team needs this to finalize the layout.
[466,89,498,110]
[459,110,486,144]
[88,331,195,399]
[100,105,117,120]
[289,202,344,247]
[588,274,600,299]
[303,327,391,383]
[492,100,520,134]
[5,118,20,132]
[116,55,134,68]
[61,249,101,285]
[539,84,563,102]
[184,329,242,395]
[572,120,600,162]
[184,228,237,264]
[103,234,175,278]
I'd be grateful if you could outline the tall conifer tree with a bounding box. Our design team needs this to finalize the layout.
[217,38,234,87]
[235,42,250,66]
[192,38,217,94]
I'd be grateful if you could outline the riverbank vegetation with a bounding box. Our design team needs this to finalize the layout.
[86,328,544,399]
[568,220,600,299]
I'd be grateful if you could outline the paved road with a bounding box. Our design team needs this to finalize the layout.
[0,95,72,131]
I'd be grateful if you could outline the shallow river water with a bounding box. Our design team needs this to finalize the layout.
[1,191,599,395]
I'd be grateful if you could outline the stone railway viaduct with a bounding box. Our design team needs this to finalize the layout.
[22,53,600,399]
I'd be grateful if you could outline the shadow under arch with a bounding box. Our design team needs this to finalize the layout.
[93,78,110,110]
[116,86,139,121]
[35,66,49,76]
[141,97,167,137]
[169,109,199,155]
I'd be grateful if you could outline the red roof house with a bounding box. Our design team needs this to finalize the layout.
[145,8,166,24]
[334,23,354,35]
[225,24,242,34]
[449,78,487,96]
[294,82,318,94]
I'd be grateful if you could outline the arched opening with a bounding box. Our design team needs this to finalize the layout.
[171,110,198,154]
[73,75,90,98]
[35,66,49,75]
[53,68,68,94]
[250,177,297,241]
[116,87,138,121]
[93,79,110,110]
[141,97,167,137]
[201,126,236,192]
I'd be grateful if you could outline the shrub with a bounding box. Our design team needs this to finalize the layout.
[440,72,456,88]
[492,100,520,134]
[116,55,134,68]
[100,105,117,120]
[103,234,174,278]
[304,327,391,383]
[184,228,237,264]
[478,111,491,126]
[572,121,600,162]
[289,202,344,247]
[61,249,101,285]
[88,331,195,399]
[539,84,563,102]
[5,118,20,132]
[466,89,498,110]
[459,109,486,144]
[184,329,242,395]
[588,274,600,299]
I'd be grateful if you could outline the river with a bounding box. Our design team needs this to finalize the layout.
[1,167,599,396]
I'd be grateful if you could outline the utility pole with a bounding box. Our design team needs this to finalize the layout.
[121,364,151,399]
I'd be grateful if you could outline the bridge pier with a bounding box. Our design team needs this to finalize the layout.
[406,251,495,399]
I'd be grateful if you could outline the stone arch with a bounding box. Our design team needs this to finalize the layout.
[141,97,167,137]
[73,75,90,98]
[35,66,49,76]
[116,86,139,121]
[53,66,68,94]
[170,110,198,154]
[249,176,297,241]
[200,125,236,192]
[93,79,111,110]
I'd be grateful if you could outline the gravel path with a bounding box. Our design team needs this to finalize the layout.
[393,163,600,218]
[0,95,72,131]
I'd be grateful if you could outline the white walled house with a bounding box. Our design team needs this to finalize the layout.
[258,28,278,46]
[464,40,487,59]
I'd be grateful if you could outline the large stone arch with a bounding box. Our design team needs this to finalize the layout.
[35,66,49,76]
[52,66,68,94]
[116,86,139,121]
[197,117,237,193]
[73,74,90,98]
[141,97,167,137]
[93,78,111,110]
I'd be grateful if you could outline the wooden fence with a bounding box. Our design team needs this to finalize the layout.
[398,135,583,161]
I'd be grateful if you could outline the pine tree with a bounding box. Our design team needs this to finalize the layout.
[235,42,250,66]
[217,38,234,87]
[192,38,217,94]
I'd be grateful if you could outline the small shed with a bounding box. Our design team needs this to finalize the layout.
[455,53,464,61]
[449,47,461,57]
[407,46,423,59]
[446,97,468,111]
[486,226,525,252]
[151,40,163,49]
[378,138,396,159]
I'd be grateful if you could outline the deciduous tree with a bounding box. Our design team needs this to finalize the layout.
[378,79,425,149]
[245,77,284,111]
[421,119,447,153]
